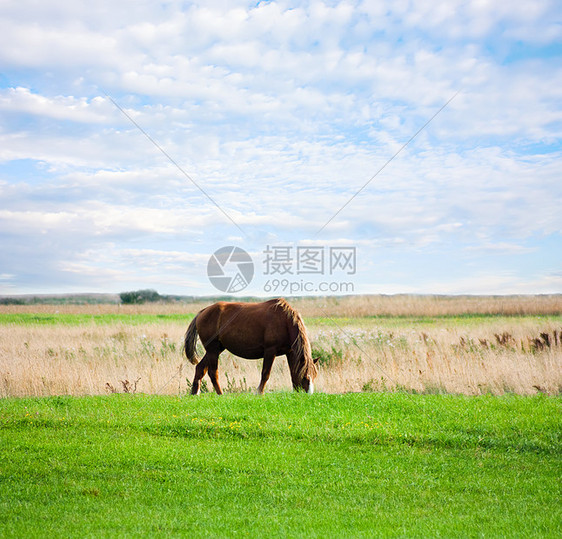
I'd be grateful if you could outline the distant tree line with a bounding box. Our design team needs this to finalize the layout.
[119,289,163,304]
[0,291,263,306]
[0,294,120,305]
[0,297,26,305]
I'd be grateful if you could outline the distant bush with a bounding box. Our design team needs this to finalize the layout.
[119,289,162,304]
[0,294,120,305]
[0,298,26,305]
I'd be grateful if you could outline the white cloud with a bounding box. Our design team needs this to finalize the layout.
[0,0,560,295]
[0,203,213,239]
[0,21,120,69]
[0,87,111,123]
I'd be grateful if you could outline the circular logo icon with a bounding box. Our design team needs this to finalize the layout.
[207,246,254,293]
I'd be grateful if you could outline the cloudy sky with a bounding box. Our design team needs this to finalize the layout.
[1,0,561,297]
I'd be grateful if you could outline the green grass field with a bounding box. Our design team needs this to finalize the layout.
[1,392,560,537]
[0,312,195,326]
[2,311,560,328]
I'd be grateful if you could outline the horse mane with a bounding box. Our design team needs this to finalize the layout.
[271,298,316,381]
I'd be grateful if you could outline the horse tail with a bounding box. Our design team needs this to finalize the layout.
[183,314,200,365]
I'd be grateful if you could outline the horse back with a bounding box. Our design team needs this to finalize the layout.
[196,300,292,359]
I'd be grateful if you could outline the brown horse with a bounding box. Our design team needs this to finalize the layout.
[184,298,318,395]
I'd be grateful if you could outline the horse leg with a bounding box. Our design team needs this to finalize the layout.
[257,349,276,395]
[207,353,223,395]
[191,354,210,395]
[191,338,224,395]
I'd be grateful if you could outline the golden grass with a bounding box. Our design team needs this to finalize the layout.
[291,294,562,317]
[2,293,560,317]
[309,319,562,395]
[1,295,561,397]
[0,321,296,398]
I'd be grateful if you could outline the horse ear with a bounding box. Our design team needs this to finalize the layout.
[313,357,319,364]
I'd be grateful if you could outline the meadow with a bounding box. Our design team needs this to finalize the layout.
[1,295,561,536]
[1,294,561,397]
[1,392,561,537]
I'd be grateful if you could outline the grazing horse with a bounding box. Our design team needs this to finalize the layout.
[184,298,318,395]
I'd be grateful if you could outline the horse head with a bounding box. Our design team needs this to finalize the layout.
[295,356,319,394]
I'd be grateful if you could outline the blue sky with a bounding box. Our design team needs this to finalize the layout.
[0,0,561,296]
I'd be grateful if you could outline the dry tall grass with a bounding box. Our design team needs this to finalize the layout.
[0,323,188,397]
[292,294,562,317]
[309,320,562,395]
[2,293,560,317]
[1,295,561,397]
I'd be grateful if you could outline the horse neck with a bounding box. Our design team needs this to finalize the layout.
[287,318,312,380]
